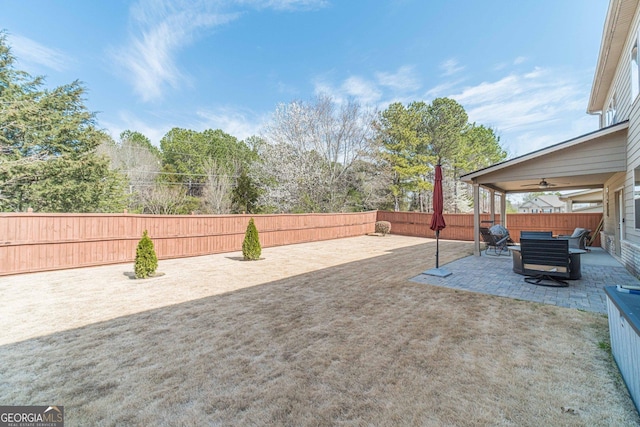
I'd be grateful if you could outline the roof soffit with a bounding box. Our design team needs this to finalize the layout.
[588,0,639,113]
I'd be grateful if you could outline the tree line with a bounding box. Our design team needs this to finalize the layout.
[0,34,507,214]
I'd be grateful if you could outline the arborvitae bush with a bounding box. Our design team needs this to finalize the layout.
[375,221,391,235]
[242,218,262,260]
[135,230,158,278]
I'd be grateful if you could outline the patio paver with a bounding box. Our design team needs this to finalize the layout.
[411,247,640,313]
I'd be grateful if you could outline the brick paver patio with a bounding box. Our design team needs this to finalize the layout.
[411,247,639,313]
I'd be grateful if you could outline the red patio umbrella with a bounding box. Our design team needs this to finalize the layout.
[430,164,446,270]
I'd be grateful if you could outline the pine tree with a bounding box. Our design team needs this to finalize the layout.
[135,230,158,278]
[0,33,128,213]
[242,218,262,260]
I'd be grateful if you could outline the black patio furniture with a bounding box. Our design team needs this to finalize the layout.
[557,228,591,250]
[520,238,571,287]
[520,230,553,240]
[480,226,512,256]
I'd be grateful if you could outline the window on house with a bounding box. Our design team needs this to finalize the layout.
[635,167,640,228]
[605,94,617,126]
[633,39,640,100]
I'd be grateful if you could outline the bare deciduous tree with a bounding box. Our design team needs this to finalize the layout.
[260,95,377,212]
[200,160,233,214]
[137,184,193,215]
[98,131,162,211]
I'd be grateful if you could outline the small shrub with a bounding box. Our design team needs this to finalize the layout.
[135,230,158,278]
[242,218,262,260]
[375,221,391,235]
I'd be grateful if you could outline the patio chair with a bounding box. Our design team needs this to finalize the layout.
[480,227,510,256]
[557,228,591,250]
[520,231,553,240]
[520,238,571,287]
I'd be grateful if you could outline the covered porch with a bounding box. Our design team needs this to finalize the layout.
[460,121,629,256]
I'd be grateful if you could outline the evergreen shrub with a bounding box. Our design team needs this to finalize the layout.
[242,218,262,260]
[135,230,158,278]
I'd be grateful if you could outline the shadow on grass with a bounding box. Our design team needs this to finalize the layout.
[1,240,638,426]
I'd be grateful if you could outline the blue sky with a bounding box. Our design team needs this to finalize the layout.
[2,0,609,157]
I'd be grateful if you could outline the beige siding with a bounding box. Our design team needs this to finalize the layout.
[602,3,640,124]
[479,132,626,183]
[609,5,640,247]
[629,103,640,165]
[624,30,640,245]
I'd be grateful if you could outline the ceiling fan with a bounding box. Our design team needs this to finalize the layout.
[521,178,565,190]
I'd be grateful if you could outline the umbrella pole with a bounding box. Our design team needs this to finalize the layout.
[435,230,440,268]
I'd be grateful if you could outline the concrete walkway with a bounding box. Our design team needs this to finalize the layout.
[411,247,639,313]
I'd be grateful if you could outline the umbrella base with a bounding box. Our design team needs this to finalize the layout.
[422,267,452,277]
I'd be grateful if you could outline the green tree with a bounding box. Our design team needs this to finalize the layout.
[134,230,158,279]
[160,128,252,191]
[375,98,506,213]
[457,124,507,175]
[242,218,262,260]
[422,97,468,164]
[375,102,430,211]
[0,33,127,212]
[119,130,161,158]
[232,171,260,213]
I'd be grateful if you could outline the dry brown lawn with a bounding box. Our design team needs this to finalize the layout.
[0,235,638,426]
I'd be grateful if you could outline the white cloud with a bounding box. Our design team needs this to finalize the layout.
[314,65,420,107]
[101,105,265,148]
[244,0,328,11]
[514,56,527,65]
[101,111,169,148]
[113,0,328,102]
[313,75,382,106]
[425,78,465,99]
[451,68,573,129]
[341,76,382,104]
[111,0,239,102]
[7,34,71,72]
[447,66,599,155]
[440,58,464,76]
[376,66,420,92]
[196,107,266,140]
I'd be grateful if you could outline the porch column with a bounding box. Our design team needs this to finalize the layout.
[473,183,481,256]
[500,192,507,228]
[489,189,495,225]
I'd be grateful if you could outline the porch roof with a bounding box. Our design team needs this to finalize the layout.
[459,121,629,194]
[559,188,604,204]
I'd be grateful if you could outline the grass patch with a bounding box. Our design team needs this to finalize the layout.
[598,340,612,353]
[0,236,638,426]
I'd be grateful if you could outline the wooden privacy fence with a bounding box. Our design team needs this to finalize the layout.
[0,211,377,276]
[377,211,603,246]
[1,210,603,276]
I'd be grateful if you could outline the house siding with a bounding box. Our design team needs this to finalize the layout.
[479,132,627,184]
[603,3,640,125]
[621,239,640,276]
[598,2,640,273]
